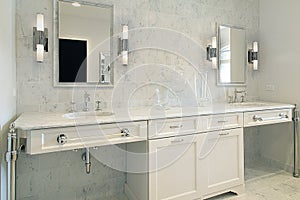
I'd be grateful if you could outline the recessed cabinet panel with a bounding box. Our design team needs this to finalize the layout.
[199,128,244,197]
[149,134,206,200]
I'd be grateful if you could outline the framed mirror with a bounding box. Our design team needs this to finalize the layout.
[217,25,246,86]
[53,0,114,87]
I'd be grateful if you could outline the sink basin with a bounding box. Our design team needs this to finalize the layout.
[228,102,270,107]
[63,111,114,119]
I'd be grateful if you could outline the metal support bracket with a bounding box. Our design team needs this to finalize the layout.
[293,104,299,178]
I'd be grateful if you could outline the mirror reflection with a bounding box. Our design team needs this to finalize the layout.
[54,0,113,87]
[218,25,246,85]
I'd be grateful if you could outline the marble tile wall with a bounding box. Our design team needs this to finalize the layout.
[16,0,260,114]
[15,0,260,199]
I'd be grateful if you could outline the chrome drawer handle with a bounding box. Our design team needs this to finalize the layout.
[217,120,228,123]
[253,113,289,122]
[219,132,229,136]
[57,134,68,145]
[279,113,288,118]
[121,128,130,137]
[169,125,183,129]
[253,115,263,122]
[171,139,184,143]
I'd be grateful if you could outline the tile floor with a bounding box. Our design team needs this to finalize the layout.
[208,161,300,200]
[119,160,300,200]
[208,170,300,200]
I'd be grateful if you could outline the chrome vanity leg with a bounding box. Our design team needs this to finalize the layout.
[293,105,299,178]
[6,123,17,200]
[82,148,91,174]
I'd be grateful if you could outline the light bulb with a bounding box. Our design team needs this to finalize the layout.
[122,51,128,65]
[212,37,217,48]
[253,60,258,70]
[36,44,44,62]
[122,25,128,40]
[36,14,44,31]
[253,41,258,52]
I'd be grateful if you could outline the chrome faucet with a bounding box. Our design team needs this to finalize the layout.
[83,91,90,111]
[95,100,102,111]
[234,88,246,103]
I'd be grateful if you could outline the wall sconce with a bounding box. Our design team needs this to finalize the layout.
[118,24,128,66]
[33,13,48,62]
[248,41,259,70]
[206,37,217,68]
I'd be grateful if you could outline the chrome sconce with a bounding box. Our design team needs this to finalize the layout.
[118,24,128,66]
[248,41,259,70]
[206,37,217,68]
[33,13,48,62]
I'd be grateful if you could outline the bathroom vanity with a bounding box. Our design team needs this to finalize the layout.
[14,102,294,200]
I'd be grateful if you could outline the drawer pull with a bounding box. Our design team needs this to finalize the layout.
[171,138,184,143]
[253,113,289,122]
[121,128,130,137]
[169,125,183,129]
[279,113,289,118]
[217,120,228,123]
[219,132,230,136]
[57,134,68,145]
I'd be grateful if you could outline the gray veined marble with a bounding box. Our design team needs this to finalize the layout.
[207,171,300,200]
[15,0,260,199]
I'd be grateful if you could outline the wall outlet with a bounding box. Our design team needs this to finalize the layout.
[265,84,276,91]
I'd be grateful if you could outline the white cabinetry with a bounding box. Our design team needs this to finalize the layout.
[147,129,244,200]
[126,114,245,200]
[199,128,244,199]
[25,121,147,154]
[148,134,206,200]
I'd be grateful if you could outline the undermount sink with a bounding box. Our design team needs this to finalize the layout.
[228,102,270,107]
[63,111,114,119]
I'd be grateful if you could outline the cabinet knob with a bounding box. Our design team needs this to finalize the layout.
[57,134,68,145]
[121,128,130,137]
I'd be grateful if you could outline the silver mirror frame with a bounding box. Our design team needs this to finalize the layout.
[216,24,247,87]
[53,0,114,88]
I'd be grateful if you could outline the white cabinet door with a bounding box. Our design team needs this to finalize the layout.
[149,134,206,200]
[199,128,244,197]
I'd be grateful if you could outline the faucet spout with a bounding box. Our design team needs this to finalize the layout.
[234,88,246,103]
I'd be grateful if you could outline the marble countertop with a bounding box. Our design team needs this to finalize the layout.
[14,101,295,130]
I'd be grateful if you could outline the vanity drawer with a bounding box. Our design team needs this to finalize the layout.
[148,117,199,139]
[201,113,243,131]
[26,121,147,155]
[244,109,292,127]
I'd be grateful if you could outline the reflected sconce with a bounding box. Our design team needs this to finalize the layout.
[206,37,217,68]
[118,24,129,66]
[33,13,48,62]
[248,41,259,70]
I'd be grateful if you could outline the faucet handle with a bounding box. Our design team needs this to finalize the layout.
[240,95,246,103]
[69,101,77,112]
[95,100,102,111]
[228,95,233,103]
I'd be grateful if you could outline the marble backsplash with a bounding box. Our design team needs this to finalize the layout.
[15,0,259,199]
[16,0,260,114]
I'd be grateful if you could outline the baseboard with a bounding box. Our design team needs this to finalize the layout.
[202,184,245,200]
